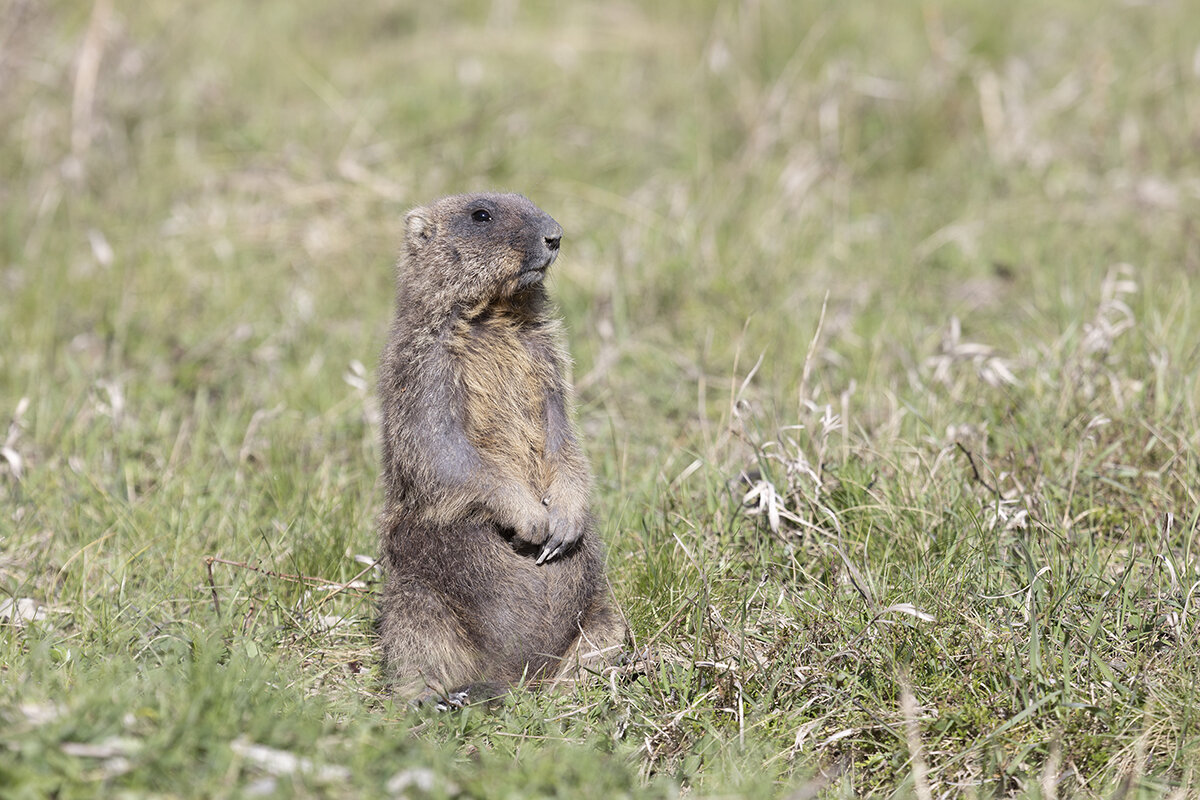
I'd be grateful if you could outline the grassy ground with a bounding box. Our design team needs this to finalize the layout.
[3,0,1200,796]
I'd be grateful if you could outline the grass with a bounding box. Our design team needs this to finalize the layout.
[3,0,1200,796]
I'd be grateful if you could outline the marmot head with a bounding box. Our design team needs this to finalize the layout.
[401,192,564,314]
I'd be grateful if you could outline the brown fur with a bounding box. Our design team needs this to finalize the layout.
[376,192,624,703]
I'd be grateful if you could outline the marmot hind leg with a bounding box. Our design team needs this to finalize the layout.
[378,578,481,701]
[549,595,627,691]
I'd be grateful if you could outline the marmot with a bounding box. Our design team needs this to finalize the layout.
[376,192,623,705]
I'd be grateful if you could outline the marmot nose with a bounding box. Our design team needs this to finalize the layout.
[544,234,561,251]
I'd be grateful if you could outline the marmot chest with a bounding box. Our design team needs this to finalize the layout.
[449,315,557,482]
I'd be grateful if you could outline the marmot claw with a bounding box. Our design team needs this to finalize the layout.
[537,507,584,564]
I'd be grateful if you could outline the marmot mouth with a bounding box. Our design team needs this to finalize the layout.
[516,254,556,286]
[516,266,547,289]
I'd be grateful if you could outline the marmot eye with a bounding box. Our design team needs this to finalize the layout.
[471,209,492,223]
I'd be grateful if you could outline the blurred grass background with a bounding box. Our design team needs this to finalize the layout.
[3,0,1200,796]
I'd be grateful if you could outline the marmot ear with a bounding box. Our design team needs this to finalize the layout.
[405,209,435,248]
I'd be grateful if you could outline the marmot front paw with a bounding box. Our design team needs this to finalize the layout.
[536,505,586,564]
[509,502,551,547]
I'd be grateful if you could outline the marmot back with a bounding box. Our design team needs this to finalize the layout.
[376,192,623,704]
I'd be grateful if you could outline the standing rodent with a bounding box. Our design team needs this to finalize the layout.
[376,192,624,705]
